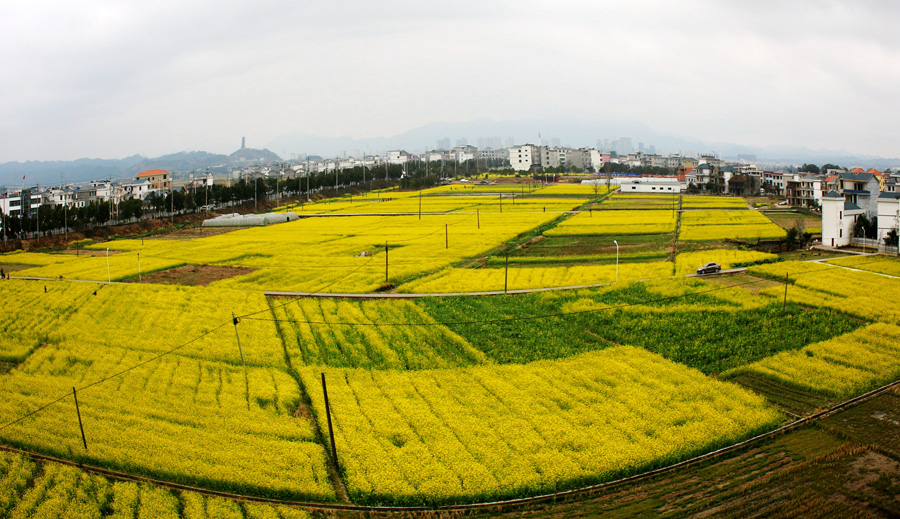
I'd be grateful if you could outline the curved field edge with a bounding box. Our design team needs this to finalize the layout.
[297,346,783,506]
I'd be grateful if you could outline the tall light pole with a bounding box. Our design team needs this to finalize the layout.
[613,239,619,283]
[106,248,111,283]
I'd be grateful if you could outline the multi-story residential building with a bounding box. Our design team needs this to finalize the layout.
[387,150,410,165]
[821,191,863,248]
[426,151,453,163]
[0,191,42,218]
[785,175,824,209]
[451,145,477,163]
[666,156,684,170]
[836,172,880,217]
[649,155,668,169]
[123,181,153,200]
[763,171,785,195]
[475,148,509,162]
[509,144,542,172]
[876,192,900,250]
[698,154,725,168]
[47,187,76,207]
[588,150,611,171]
[134,169,171,191]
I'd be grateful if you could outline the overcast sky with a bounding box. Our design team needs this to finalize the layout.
[1,0,899,162]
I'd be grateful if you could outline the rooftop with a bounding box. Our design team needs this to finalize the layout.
[135,169,168,178]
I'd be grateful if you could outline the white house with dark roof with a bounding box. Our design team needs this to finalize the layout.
[821,191,864,248]
[877,192,900,251]
[836,172,880,217]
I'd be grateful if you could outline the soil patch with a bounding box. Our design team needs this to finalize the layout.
[0,263,40,272]
[58,249,124,257]
[145,225,239,240]
[138,264,256,286]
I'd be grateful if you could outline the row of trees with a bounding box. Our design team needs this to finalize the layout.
[1,163,442,241]
[1,198,145,240]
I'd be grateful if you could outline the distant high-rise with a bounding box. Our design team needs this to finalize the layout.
[456,137,468,146]
[436,138,451,150]
[241,137,246,149]
[505,137,515,148]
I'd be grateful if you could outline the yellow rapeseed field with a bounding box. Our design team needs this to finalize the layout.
[544,210,676,236]
[299,346,781,504]
[751,260,900,323]
[727,323,900,398]
[397,262,674,293]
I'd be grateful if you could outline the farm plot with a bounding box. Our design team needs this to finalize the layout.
[0,280,96,363]
[0,451,311,519]
[299,346,782,505]
[302,195,581,216]
[523,232,672,263]
[396,262,674,293]
[0,280,335,499]
[17,282,285,367]
[601,194,678,210]
[417,279,859,372]
[750,259,900,323]
[0,345,334,500]
[679,209,786,241]
[681,196,748,209]
[531,183,611,197]
[68,210,561,293]
[761,210,822,232]
[826,254,900,277]
[725,323,900,399]
[268,297,488,370]
[674,249,778,275]
[9,250,185,282]
[544,209,676,236]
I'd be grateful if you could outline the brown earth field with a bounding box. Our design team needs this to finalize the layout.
[134,264,256,286]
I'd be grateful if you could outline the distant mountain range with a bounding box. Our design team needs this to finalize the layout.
[3,118,899,187]
[0,148,282,188]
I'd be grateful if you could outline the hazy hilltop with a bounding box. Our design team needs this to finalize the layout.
[0,148,282,187]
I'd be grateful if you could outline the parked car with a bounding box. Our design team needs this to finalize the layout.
[696,262,722,275]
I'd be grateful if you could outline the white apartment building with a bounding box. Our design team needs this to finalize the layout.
[877,192,900,246]
[589,150,611,171]
[0,192,42,217]
[451,145,477,163]
[388,150,410,165]
[509,144,542,172]
[475,148,509,161]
